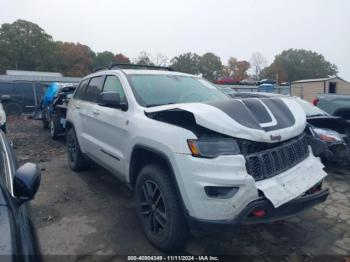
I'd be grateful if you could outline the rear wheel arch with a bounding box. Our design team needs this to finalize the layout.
[65,121,74,132]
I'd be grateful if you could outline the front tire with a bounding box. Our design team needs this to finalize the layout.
[135,164,188,251]
[66,128,86,171]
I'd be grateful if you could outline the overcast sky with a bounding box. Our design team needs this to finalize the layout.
[1,0,349,79]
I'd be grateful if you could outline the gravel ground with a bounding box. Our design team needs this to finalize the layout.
[7,118,350,262]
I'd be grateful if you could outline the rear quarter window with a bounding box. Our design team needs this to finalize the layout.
[74,79,89,100]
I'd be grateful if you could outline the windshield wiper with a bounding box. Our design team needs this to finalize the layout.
[308,113,327,117]
[145,102,175,108]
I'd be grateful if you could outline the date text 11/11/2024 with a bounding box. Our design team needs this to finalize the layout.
[127,256,220,261]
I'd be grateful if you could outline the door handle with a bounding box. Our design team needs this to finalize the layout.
[92,110,100,115]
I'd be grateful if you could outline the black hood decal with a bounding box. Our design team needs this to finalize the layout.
[205,98,296,132]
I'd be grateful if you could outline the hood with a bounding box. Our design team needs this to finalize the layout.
[145,97,306,143]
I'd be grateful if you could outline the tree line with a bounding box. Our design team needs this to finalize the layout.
[0,20,338,83]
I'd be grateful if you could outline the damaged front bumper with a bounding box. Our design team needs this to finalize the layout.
[188,188,329,230]
[173,150,328,222]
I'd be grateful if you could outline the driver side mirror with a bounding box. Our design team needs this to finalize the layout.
[1,94,11,102]
[99,92,127,110]
[13,163,41,204]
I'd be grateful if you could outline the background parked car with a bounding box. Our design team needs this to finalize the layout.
[240,79,258,85]
[214,77,240,85]
[313,93,350,120]
[0,81,47,116]
[0,130,42,260]
[236,92,350,165]
[258,79,276,85]
[36,82,76,139]
[0,95,10,132]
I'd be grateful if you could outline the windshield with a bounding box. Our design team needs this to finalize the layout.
[294,97,328,117]
[217,86,238,95]
[128,74,229,107]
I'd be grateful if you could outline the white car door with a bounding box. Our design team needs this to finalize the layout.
[79,75,106,158]
[90,74,131,180]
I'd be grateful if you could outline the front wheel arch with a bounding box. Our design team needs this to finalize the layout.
[129,145,189,217]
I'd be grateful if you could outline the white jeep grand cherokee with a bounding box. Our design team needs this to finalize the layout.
[66,64,329,250]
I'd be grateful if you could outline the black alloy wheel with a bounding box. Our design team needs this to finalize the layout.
[135,164,188,251]
[67,131,77,164]
[66,128,85,171]
[139,180,167,235]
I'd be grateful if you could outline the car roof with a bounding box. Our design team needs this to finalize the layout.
[118,69,196,77]
[85,69,196,79]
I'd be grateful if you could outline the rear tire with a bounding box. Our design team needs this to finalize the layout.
[49,116,63,140]
[66,128,86,171]
[42,108,49,129]
[42,119,49,129]
[135,164,189,251]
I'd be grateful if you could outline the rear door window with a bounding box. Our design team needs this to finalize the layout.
[85,76,105,103]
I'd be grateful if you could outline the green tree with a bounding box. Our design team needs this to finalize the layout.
[222,57,250,80]
[0,19,56,73]
[261,49,338,82]
[170,52,201,74]
[235,60,250,80]
[222,57,236,77]
[199,52,222,81]
[54,41,95,77]
[135,51,154,65]
[93,51,114,69]
[113,53,131,64]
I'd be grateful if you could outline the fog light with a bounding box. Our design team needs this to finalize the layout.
[204,186,239,199]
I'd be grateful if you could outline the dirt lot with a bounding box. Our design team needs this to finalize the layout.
[7,118,350,261]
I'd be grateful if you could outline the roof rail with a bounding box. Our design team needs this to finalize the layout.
[108,63,173,71]
[92,66,106,73]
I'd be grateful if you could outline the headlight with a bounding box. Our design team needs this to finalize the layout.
[313,128,343,143]
[187,138,240,158]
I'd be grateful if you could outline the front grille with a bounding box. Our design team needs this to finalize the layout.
[245,134,309,181]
